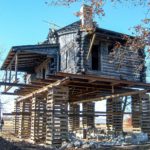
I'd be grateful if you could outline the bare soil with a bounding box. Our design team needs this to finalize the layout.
[1,121,150,150]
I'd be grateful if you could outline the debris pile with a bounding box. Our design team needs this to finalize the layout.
[0,137,21,150]
[59,130,149,150]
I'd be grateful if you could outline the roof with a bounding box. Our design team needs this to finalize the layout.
[1,44,59,73]
[57,20,132,39]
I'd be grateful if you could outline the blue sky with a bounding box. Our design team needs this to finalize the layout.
[0,0,149,112]
[0,0,148,55]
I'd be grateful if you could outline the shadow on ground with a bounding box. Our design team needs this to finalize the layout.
[0,137,54,150]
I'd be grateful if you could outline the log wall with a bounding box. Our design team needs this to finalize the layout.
[84,36,145,82]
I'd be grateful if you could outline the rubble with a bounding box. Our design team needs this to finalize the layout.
[59,131,149,150]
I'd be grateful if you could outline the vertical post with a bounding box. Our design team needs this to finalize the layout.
[9,66,12,83]
[15,53,18,81]
[4,69,8,90]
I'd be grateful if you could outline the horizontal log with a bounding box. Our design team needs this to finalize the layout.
[0,82,42,88]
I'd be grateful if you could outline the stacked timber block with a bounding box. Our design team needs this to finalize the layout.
[132,94,142,132]
[112,98,122,133]
[18,100,31,138]
[106,98,122,134]
[82,102,95,128]
[13,101,20,135]
[31,95,47,143]
[106,99,113,131]
[69,103,80,131]
[46,86,68,147]
[141,94,150,137]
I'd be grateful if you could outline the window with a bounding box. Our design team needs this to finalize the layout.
[49,58,55,74]
[91,45,100,70]
[42,68,46,79]
[108,43,114,54]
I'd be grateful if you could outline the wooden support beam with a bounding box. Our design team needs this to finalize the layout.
[4,79,18,93]
[4,69,8,91]
[86,34,96,60]
[57,72,150,88]
[72,89,149,104]
[1,92,21,96]
[0,82,42,88]
[16,79,66,103]
[15,53,18,81]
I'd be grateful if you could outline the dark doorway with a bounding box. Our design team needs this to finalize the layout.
[91,45,100,70]
[42,68,46,79]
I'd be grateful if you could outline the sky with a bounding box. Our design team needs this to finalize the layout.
[0,0,149,113]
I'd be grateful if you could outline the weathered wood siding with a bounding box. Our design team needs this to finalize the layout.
[35,57,57,78]
[58,28,145,82]
[59,31,82,74]
[83,34,146,82]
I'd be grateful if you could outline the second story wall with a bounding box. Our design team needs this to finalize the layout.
[59,31,82,74]
[83,34,146,82]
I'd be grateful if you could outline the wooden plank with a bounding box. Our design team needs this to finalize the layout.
[16,79,65,103]
[0,82,42,87]
[86,34,96,59]
[15,53,18,81]
[57,72,150,88]
[72,89,148,104]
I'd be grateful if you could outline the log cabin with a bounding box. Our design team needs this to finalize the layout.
[0,4,150,147]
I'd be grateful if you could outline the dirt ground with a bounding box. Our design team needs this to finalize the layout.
[1,120,150,150]
[1,132,150,150]
[0,132,54,150]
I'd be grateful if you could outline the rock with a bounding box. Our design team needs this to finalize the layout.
[59,142,68,150]
[68,133,76,142]
[131,133,148,144]
[66,142,74,148]
[73,140,82,148]
[82,143,90,149]
[89,141,97,149]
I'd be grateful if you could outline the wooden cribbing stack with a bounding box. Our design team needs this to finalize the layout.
[18,100,31,138]
[132,94,142,133]
[106,98,122,133]
[141,94,150,137]
[106,99,113,131]
[13,101,20,135]
[69,103,80,131]
[112,98,122,133]
[31,95,47,142]
[46,86,68,147]
[82,102,95,128]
